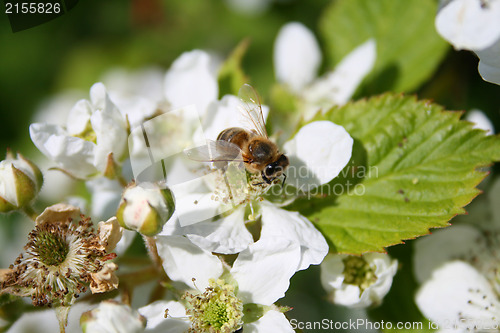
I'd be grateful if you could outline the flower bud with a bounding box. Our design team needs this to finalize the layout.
[0,151,43,212]
[116,182,174,236]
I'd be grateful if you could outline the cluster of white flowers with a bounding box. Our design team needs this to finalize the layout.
[0,21,402,333]
[414,178,500,331]
[436,0,500,85]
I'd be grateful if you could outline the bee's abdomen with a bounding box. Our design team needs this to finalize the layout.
[217,127,250,149]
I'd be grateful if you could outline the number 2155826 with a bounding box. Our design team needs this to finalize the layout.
[5,2,61,14]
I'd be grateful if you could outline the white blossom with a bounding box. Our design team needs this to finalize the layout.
[435,0,500,85]
[416,261,500,332]
[274,22,376,119]
[414,177,500,331]
[320,253,398,308]
[164,50,219,116]
[30,83,128,179]
[141,235,298,331]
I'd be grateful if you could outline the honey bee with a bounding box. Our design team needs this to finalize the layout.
[187,84,289,186]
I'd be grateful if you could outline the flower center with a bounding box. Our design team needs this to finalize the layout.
[184,279,243,333]
[34,229,69,266]
[72,122,97,143]
[204,299,229,329]
[342,256,377,293]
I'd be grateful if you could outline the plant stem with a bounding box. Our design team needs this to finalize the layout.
[22,205,38,221]
[143,236,170,282]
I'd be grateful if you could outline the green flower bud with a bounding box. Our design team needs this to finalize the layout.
[0,151,43,213]
[116,182,174,236]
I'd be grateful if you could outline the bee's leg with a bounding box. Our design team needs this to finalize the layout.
[281,173,287,189]
[222,172,236,206]
[252,172,271,186]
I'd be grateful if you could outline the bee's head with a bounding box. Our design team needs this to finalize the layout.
[262,154,289,184]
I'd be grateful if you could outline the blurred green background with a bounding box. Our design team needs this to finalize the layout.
[0,0,329,155]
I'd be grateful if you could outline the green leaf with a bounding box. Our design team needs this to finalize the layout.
[218,39,250,97]
[319,0,449,94]
[292,94,500,254]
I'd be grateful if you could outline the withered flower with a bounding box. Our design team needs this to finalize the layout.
[0,204,122,308]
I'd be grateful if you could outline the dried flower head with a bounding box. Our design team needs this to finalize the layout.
[0,204,121,308]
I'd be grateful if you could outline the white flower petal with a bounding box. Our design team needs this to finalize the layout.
[90,85,128,172]
[102,67,165,127]
[83,301,145,333]
[37,160,77,203]
[171,188,221,227]
[203,95,241,140]
[114,229,136,256]
[181,207,254,254]
[29,123,97,178]
[477,37,500,85]
[321,254,366,307]
[86,177,123,221]
[101,67,165,103]
[274,22,321,92]
[110,93,159,128]
[321,253,397,308]
[436,0,500,50]
[156,235,223,290]
[164,50,218,115]
[0,163,19,205]
[261,203,328,271]
[138,300,189,332]
[332,284,364,308]
[304,39,376,107]
[466,109,495,134]
[413,224,487,283]
[8,302,90,333]
[360,253,398,307]
[283,121,353,189]
[416,261,500,330]
[66,99,92,135]
[320,254,347,292]
[244,310,294,333]
[32,90,83,126]
[489,177,500,227]
[231,237,300,305]
[202,95,270,141]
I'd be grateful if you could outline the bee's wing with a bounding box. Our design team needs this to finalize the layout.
[238,83,268,138]
[184,139,244,163]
